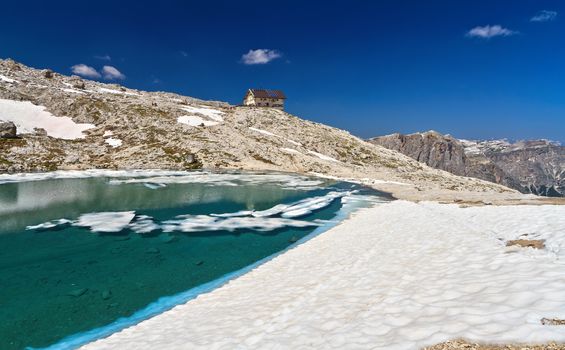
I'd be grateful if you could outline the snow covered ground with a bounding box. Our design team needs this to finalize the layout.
[0,98,94,139]
[81,201,565,349]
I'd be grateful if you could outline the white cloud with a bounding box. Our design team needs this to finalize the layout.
[180,51,188,57]
[531,10,557,22]
[95,54,112,61]
[71,64,101,79]
[101,66,126,80]
[241,49,282,65]
[466,25,518,39]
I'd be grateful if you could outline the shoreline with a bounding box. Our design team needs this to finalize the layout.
[80,200,565,349]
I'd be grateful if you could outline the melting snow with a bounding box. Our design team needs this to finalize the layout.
[177,115,219,127]
[0,99,95,140]
[181,106,224,122]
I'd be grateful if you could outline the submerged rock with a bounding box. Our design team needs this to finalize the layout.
[145,247,160,254]
[67,288,88,297]
[101,290,112,300]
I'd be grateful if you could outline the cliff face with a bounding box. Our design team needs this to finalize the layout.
[369,132,564,197]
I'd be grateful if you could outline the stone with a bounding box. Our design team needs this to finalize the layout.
[541,318,565,326]
[43,69,54,78]
[70,76,85,89]
[185,154,196,164]
[0,121,17,139]
[289,236,299,243]
[101,290,112,300]
[506,239,545,249]
[33,128,48,136]
[67,288,88,297]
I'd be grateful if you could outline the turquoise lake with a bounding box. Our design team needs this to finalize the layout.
[0,170,389,350]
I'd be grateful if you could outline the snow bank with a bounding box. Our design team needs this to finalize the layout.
[0,99,95,139]
[105,138,122,148]
[181,106,224,122]
[177,115,219,127]
[80,201,565,349]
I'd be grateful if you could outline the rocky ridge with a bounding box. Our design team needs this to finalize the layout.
[0,59,537,202]
[369,131,565,197]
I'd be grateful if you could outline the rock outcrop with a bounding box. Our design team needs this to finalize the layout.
[0,121,17,138]
[369,132,564,197]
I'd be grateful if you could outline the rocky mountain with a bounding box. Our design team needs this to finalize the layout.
[0,59,522,202]
[369,131,565,197]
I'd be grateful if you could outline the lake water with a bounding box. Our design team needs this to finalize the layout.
[0,170,390,350]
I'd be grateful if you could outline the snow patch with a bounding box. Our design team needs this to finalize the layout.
[74,212,136,233]
[177,115,219,127]
[98,88,141,97]
[181,106,224,122]
[307,150,340,163]
[0,99,95,140]
[62,88,85,95]
[102,130,114,137]
[105,138,122,148]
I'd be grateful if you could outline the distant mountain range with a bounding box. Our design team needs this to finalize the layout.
[369,131,565,197]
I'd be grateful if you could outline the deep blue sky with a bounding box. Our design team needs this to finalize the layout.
[1,0,564,142]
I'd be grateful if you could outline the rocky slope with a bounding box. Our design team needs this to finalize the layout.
[0,59,533,202]
[369,131,565,197]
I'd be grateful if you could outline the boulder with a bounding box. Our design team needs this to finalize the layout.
[43,69,54,78]
[0,121,17,138]
[70,76,85,89]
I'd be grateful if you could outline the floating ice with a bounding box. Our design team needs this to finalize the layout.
[74,211,136,233]
[143,182,167,190]
[26,219,72,231]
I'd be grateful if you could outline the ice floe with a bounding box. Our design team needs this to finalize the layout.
[177,115,219,127]
[98,88,141,96]
[0,98,95,140]
[75,211,136,233]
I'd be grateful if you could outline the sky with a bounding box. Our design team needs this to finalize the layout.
[1,0,564,142]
